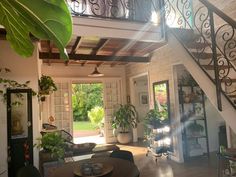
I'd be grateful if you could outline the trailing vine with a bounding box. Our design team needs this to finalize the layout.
[0,68,35,105]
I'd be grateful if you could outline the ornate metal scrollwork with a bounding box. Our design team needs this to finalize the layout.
[68,0,87,15]
[176,0,192,28]
[164,0,177,27]
[164,0,236,108]
[194,6,211,40]
[66,0,161,22]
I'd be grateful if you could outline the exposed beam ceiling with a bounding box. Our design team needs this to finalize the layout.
[39,36,166,66]
[39,52,150,63]
[70,37,81,54]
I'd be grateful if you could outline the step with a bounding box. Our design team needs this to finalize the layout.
[221,78,236,83]
[228,95,236,98]
[191,52,222,60]
[185,41,210,49]
[171,28,199,42]
[201,64,232,70]
[192,52,213,60]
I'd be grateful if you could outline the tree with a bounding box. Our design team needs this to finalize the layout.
[0,0,72,59]
[88,106,104,128]
[72,84,103,121]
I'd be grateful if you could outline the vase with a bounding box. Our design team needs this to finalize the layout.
[117,132,132,144]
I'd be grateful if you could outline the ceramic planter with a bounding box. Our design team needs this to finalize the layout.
[117,132,132,144]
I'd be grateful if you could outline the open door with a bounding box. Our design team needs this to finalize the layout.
[103,79,122,143]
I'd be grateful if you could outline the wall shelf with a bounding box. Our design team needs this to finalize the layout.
[179,83,210,160]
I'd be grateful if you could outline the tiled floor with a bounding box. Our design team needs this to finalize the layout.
[71,135,218,177]
[118,143,217,177]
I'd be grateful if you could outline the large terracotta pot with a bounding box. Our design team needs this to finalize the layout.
[117,132,132,144]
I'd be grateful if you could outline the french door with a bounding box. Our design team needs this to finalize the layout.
[103,79,122,143]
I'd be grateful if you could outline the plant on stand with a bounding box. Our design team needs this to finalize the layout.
[112,104,139,144]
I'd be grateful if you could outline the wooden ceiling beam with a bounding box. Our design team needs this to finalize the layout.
[47,40,52,66]
[70,37,81,54]
[39,52,150,63]
[90,39,108,55]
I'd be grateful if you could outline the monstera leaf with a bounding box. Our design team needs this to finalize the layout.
[0,0,72,59]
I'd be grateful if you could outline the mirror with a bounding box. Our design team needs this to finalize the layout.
[153,80,170,122]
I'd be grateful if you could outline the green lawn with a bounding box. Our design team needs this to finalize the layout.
[73,121,96,131]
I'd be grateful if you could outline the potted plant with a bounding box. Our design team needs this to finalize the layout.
[38,75,57,101]
[144,107,168,128]
[144,109,163,129]
[187,122,204,136]
[112,104,139,144]
[35,132,66,160]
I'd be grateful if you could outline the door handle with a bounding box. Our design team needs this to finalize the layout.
[27,121,32,127]
[7,146,11,163]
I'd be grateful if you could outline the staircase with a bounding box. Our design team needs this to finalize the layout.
[164,0,236,111]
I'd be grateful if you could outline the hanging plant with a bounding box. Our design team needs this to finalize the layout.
[38,75,57,95]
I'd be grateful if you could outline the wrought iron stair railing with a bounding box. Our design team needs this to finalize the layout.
[164,0,236,111]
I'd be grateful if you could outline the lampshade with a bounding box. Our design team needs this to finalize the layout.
[88,67,104,77]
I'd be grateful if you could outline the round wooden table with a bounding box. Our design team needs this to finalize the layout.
[48,157,140,177]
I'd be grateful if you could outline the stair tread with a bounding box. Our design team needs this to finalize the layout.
[221,78,236,83]
[228,95,236,98]
[171,28,200,42]
[185,41,209,49]
[202,64,232,70]
[192,52,213,59]
[191,52,221,59]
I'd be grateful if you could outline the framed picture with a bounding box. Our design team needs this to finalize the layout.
[139,92,148,105]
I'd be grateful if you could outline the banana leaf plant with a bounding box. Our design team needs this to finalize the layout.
[0,0,72,59]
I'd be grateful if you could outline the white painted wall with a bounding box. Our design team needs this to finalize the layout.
[205,99,225,152]
[41,64,127,103]
[132,77,149,139]
[0,41,40,177]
